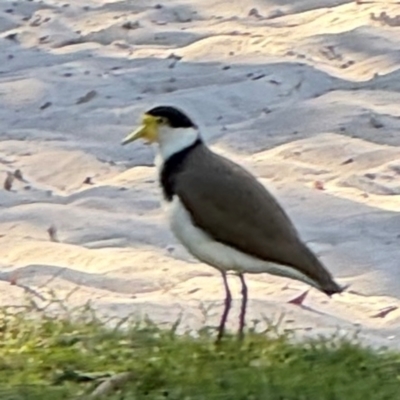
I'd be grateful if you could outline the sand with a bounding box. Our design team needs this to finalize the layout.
[1,0,400,348]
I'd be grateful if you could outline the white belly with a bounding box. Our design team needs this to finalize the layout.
[165,196,316,287]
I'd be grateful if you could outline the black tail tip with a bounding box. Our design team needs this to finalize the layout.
[325,282,349,297]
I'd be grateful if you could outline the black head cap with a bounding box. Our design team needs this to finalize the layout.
[146,106,197,129]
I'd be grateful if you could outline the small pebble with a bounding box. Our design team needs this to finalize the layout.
[5,33,18,41]
[314,181,325,190]
[121,21,140,30]
[47,225,59,242]
[248,8,262,18]
[369,115,384,129]
[40,101,52,110]
[83,177,93,185]
[4,172,14,191]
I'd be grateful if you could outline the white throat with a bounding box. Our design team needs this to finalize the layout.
[157,126,200,162]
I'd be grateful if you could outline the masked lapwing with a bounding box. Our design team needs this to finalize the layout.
[121,105,343,342]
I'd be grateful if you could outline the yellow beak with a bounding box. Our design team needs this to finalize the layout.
[121,125,147,145]
[121,114,158,145]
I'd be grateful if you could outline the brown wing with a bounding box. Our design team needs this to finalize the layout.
[174,144,340,294]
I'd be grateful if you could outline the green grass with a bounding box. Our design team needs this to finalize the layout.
[0,302,399,400]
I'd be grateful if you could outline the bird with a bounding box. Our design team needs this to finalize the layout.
[121,105,344,342]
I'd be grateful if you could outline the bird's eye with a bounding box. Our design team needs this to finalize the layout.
[156,117,165,124]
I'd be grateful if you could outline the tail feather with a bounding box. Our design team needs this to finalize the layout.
[324,281,344,296]
[296,243,343,297]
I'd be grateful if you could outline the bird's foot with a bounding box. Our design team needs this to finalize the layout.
[287,289,309,306]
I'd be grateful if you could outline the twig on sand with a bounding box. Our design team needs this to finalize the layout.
[16,283,47,301]
[87,372,134,399]
[1,274,47,301]
[38,267,67,289]
[3,169,29,191]
[371,306,398,319]
[14,169,28,183]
